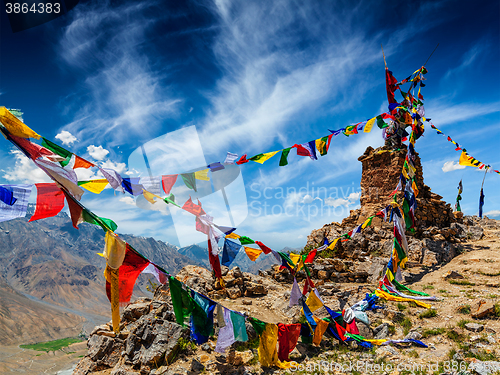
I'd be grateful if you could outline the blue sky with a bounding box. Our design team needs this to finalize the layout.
[1,0,499,250]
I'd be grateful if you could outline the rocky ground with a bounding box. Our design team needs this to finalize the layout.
[71,216,500,375]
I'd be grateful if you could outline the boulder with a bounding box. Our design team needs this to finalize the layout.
[244,281,268,296]
[465,323,484,333]
[472,302,496,319]
[139,321,189,366]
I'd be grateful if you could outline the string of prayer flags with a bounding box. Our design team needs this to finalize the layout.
[221,239,241,267]
[0,185,16,206]
[181,173,197,192]
[0,184,32,223]
[28,183,65,222]
[249,151,279,164]
[279,148,292,166]
[243,246,262,261]
[194,169,210,181]
[78,179,109,194]
[0,106,41,139]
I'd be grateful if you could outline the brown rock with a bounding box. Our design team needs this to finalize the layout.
[472,301,496,319]
[244,282,268,296]
[317,270,329,280]
[226,286,242,299]
[443,271,464,280]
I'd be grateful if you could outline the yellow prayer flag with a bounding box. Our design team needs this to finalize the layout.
[315,138,326,154]
[257,323,291,369]
[312,317,329,346]
[226,232,240,240]
[142,189,162,204]
[252,151,279,164]
[327,238,339,250]
[401,166,410,180]
[104,266,121,333]
[244,246,262,261]
[194,169,210,181]
[79,179,109,194]
[104,231,126,269]
[364,117,376,133]
[0,107,41,139]
[459,151,478,167]
[412,180,419,197]
[305,290,323,312]
[363,339,387,345]
[289,253,304,271]
[374,288,431,309]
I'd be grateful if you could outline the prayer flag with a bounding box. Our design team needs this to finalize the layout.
[99,167,124,193]
[255,241,272,254]
[239,235,255,245]
[182,197,205,216]
[289,278,302,307]
[304,248,317,263]
[215,307,235,353]
[479,188,485,218]
[190,291,216,344]
[105,244,149,305]
[0,184,32,223]
[0,185,16,206]
[226,232,240,240]
[459,150,478,167]
[279,148,291,166]
[277,323,301,362]
[236,154,249,165]
[78,179,109,194]
[73,155,94,169]
[41,138,72,167]
[140,176,162,196]
[244,246,262,261]
[249,151,279,164]
[221,239,241,267]
[385,68,398,104]
[312,317,329,346]
[141,263,168,285]
[224,152,238,164]
[121,178,144,196]
[29,183,65,222]
[9,134,57,161]
[364,117,376,133]
[161,175,178,194]
[194,169,210,181]
[230,311,248,342]
[104,231,126,269]
[208,162,224,172]
[305,289,323,312]
[0,107,40,139]
[181,173,197,192]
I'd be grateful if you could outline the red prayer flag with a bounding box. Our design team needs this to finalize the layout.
[302,276,315,295]
[277,323,301,362]
[161,175,178,194]
[208,238,222,280]
[385,68,398,104]
[106,244,150,305]
[10,134,55,160]
[293,144,311,157]
[29,183,65,222]
[236,154,249,165]
[255,241,272,254]
[182,197,206,216]
[335,321,347,341]
[64,191,83,229]
[73,155,95,169]
[304,248,317,263]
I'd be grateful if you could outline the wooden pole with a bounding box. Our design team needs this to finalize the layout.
[381,44,387,69]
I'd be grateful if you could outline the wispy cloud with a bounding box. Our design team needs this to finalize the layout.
[57,1,181,149]
[1,150,52,184]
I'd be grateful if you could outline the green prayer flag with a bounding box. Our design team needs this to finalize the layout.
[248,317,266,336]
[82,209,118,232]
[392,279,430,296]
[249,153,265,162]
[319,136,329,156]
[394,238,406,265]
[376,116,387,129]
[42,137,72,167]
[169,276,193,327]
[238,236,255,245]
[279,148,291,166]
[164,193,181,208]
[181,173,197,192]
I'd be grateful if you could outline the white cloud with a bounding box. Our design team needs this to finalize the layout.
[100,160,127,174]
[284,191,322,208]
[1,150,52,184]
[119,196,135,206]
[442,160,466,173]
[55,130,77,145]
[325,192,360,207]
[485,210,500,217]
[87,145,109,161]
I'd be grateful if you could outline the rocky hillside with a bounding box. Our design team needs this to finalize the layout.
[0,206,204,345]
[72,216,500,375]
